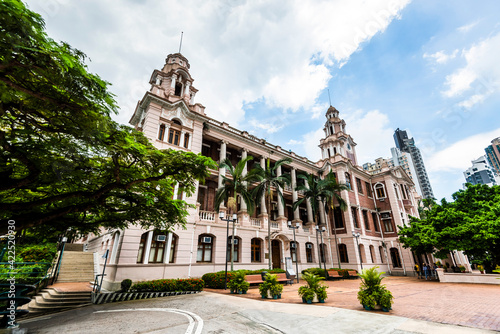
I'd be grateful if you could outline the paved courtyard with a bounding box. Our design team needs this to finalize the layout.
[207,275,500,332]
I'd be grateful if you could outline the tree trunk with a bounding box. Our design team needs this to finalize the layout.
[267,190,272,270]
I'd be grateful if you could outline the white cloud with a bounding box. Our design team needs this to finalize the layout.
[287,139,303,145]
[248,119,284,134]
[423,50,458,64]
[25,0,410,127]
[426,127,500,173]
[457,21,478,33]
[442,32,500,105]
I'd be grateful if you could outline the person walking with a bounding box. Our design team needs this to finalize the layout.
[423,263,429,280]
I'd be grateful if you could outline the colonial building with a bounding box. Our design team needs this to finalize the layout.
[85,52,426,290]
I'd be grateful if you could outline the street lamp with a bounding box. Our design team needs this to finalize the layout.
[287,221,301,283]
[352,232,363,270]
[219,212,237,290]
[315,225,328,275]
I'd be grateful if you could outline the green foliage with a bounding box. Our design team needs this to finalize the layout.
[16,243,57,262]
[0,0,216,234]
[316,285,327,301]
[258,273,284,298]
[299,272,328,302]
[301,267,327,278]
[120,279,132,292]
[201,269,285,289]
[357,266,393,309]
[398,184,500,271]
[227,271,249,292]
[131,278,204,292]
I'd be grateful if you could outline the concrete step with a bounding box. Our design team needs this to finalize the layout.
[23,288,92,317]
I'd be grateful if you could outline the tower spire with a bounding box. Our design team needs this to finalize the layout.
[178,31,184,53]
[328,88,332,106]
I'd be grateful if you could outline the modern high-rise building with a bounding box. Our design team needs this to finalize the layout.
[485,137,500,176]
[393,128,434,199]
[463,156,497,186]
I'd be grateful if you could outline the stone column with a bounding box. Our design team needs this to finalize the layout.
[180,131,185,148]
[291,168,300,221]
[184,81,191,101]
[143,231,153,264]
[190,91,196,104]
[170,73,177,95]
[304,179,314,223]
[276,165,285,218]
[240,149,248,213]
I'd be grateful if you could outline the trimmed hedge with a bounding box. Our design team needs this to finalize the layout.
[301,267,356,279]
[202,269,286,289]
[131,278,204,292]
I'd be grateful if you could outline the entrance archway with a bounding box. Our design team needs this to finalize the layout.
[272,240,281,269]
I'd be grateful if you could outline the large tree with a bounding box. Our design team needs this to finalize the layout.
[0,0,216,234]
[398,184,500,272]
[252,157,292,270]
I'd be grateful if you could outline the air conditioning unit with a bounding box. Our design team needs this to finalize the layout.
[290,242,296,249]
[202,236,212,243]
[306,244,313,249]
[380,213,391,220]
[379,198,385,201]
[229,238,238,245]
[155,235,167,242]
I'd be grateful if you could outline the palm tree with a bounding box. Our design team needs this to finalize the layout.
[252,157,292,270]
[323,170,348,269]
[215,156,259,270]
[292,173,332,269]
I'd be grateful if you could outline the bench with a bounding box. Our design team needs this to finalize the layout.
[347,270,359,279]
[326,270,344,280]
[244,273,292,285]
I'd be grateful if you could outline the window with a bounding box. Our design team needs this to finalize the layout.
[369,245,375,263]
[362,210,370,230]
[306,243,314,263]
[372,212,379,232]
[390,248,402,268]
[345,173,352,190]
[158,124,166,141]
[358,244,366,263]
[356,178,363,194]
[339,244,349,263]
[197,234,213,262]
[379,246,384,263]
[227,236,240,262]
[168,128,181,146]
[290,241,298,263]
[333,207,344,228]
[394,184,400,199]
[168,234,177,263]
[184,133,190,148]
[351,207,359,228]
[174,82,182,96]
[383,219,394,232]
[137,232,147,263]
[365,182,372,197]
[400,184,407,199]
[374,183,386,198]
[149,231,166,263]
[251,238,262,262]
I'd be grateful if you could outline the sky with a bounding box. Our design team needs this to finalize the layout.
[25,0,500,201]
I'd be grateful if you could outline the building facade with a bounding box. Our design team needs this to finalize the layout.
[463,156,497,186]
[393,128,434,199]
[485,137,500,177]
[83,53,432,289]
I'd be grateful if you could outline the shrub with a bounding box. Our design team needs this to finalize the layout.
[17,244,57,263]
[301,267,327,278]
[357,266,393,310]
[227,271,249,293]
[121,279,132,292]
[131,278,204,292]
[201,268,285,289]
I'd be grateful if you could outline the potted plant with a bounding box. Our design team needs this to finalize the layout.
[436,261,442,268]
[298,286,309,303]
[259,281,270,298]
[270,283,283,299]
[459,265,466,273]
[297,272,328,303]
[316,285,327,303]
[357,266,394,312]
[301,288,315,304]
[259,273,283,299]
[477,264,484,274]
[227,271,249,294]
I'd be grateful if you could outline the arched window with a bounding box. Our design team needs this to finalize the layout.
[358,244,366,263]
[379,246,385,263]
[137,232,148,263]
[174,82,182,96]
[339,244,349,263]
[305,242,314,263]
[369,245,375,263]
[390,247,402,268]
[374,183,386,199]
[290,241,299,263]
[345,173,352,190]
[251,238,262,262]
[197,234,214,262]
[158,124,166,141]
[167,233,178,263]
[227,236,240,262]
[149,231,167,263]
[184,133,190,148]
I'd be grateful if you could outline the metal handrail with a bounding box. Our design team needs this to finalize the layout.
[52,242,66,284]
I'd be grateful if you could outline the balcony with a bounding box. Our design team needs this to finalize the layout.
[199,210,216,222]
[270,221,280,229]
[250,218,262,227]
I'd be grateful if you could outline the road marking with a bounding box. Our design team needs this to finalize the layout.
[94,308,203,334]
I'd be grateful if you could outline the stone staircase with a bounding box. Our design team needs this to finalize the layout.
[22,288,92,316]
[57,251,95,283]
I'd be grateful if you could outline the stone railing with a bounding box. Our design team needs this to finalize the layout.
[250,218,261,227]
[270,221,280,229]
[199,210,216,222]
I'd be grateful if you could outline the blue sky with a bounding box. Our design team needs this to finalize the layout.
[25,0,500,201]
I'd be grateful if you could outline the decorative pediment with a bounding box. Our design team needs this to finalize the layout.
[161,105,194,129]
